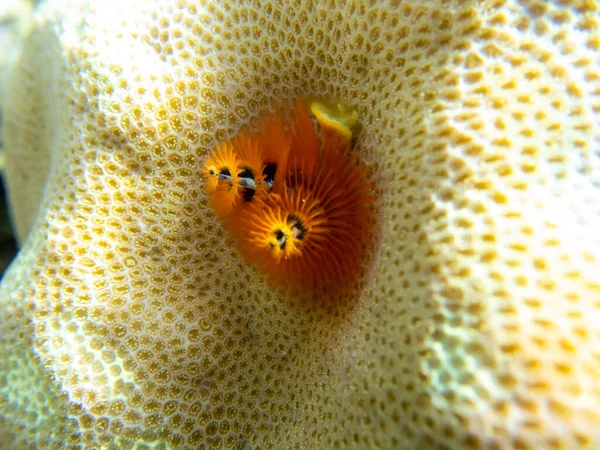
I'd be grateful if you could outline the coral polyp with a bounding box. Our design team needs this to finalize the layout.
[203,100,374,292]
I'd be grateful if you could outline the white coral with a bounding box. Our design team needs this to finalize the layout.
[1,0,599,448]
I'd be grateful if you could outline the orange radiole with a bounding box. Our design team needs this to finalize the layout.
[202,142,242,218]
[202,99,374,292]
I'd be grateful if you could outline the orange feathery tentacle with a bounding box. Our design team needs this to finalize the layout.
[203,142,241,218]
[237,142,373,291]
[231,131,264,205]
[255,113,291,193]
[288,100,321,182]
[202,98,374,293]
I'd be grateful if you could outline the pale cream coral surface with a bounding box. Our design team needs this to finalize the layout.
[1,0,600,449]
[0,0,36,171]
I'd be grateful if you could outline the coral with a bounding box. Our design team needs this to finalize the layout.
[1,0,600,449]
[0,0,35,126]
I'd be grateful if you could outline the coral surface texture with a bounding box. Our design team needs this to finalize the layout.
[1,0,599,449]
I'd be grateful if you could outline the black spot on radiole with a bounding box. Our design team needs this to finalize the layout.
[238,167,254,179]
[217,167,235,188]
[238,166,256,202]
[288,215,307,240]
[262,163,277,188]
[274,229,286,250]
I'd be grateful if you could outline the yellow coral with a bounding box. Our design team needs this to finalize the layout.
[1,0,600,448]
[309,99,359,147]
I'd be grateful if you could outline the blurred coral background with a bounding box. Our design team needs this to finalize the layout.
[0,0,35,276]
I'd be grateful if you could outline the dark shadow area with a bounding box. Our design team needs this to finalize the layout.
[0,172,18,278]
